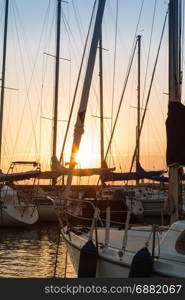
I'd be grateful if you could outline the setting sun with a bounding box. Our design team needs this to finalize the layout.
[75,134,97,168]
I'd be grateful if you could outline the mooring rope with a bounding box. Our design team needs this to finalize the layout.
[53,226,61,278]
[64,248,68,278]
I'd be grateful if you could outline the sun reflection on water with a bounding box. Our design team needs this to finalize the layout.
[0,225,76,278]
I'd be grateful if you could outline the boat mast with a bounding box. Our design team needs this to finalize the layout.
[0,0,9,169]
[64,0,106,194]
[99,28,104,169]
[52,0,61,167]
[168,0,182,223]
[136,35,141,184]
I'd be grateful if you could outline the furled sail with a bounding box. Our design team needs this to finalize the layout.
[0,170,40,182]
[166,102,185,166]
[141,175,168,183]
[47,155,115,179]
[101,162,165,182]
[39,167,115,179]
[0,168,117,182]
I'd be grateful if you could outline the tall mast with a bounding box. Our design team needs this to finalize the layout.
[64,0,106,194]
[169,0,181,103]
[0,0,9,169]
[99,27,104,169]
[168,0,182,223]
[52,0,61,164]
[51,0,62,185]
[136,35,141,184]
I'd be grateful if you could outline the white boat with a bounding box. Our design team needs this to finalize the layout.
[0,0,169,227]
[62,218,185,278]
[96,186,167,216]
[0,185,39,226]
[51,0,185,278]
[0,1,40,227]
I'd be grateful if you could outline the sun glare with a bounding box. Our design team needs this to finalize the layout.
[75,135,96,168]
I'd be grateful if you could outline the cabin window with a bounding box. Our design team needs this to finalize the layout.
[175,230,185,255]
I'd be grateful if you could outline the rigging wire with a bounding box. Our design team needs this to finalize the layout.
[65,3,72,117]
[60,2,110,169]
[10,0,52,164]
[61,2,112,174]
[141,0,157,109]
[110,0,119,166]
[59,0,97,164]
[39,0,53,164]
[12,2,38,161]
[53,226,62,278]
[133,0,157,171]
[2,126,10,167]
[142,39,166,121]
[147,111,166,166]
[104,0,145,166]
[64,248,68,278]
[40,2,55,170]
[0,1,4,29]
[104,39,138,162]
[3,91,12,158]
[71,0,85,45]
[129,9,168,173]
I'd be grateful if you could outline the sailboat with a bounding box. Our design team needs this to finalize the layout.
[51,0,185,278]
[0,0,168,226]
[0,0,66,225]
[97,30,168,219]
[0,0,113,225]
[0,0,39,226]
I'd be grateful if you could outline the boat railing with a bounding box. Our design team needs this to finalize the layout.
[47,196,104,241]
[45,195,171,262]
[45,194,168,226]
[47,196,168,256]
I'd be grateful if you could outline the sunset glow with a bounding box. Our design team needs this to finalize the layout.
[0,0,176,178]
[75,134,98,168]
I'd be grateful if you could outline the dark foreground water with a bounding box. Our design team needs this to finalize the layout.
[0,224,76,278]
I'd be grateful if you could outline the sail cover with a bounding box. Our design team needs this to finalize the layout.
[101,171,165,182]
[166,101,185,166]
[0,170,40,182]
[101,162,165,182]
[0,168,116,182]
[39,167,115,179]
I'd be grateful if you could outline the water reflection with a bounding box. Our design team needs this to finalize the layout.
[0,225,76,278]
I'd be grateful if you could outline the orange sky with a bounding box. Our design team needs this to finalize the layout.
[0,0,177,181]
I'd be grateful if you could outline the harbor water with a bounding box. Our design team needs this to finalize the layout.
[0,224,76,278]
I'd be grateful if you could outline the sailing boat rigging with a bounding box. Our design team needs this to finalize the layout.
[0,0,42,182]
[136,34,141,185]
[48,0,114,182]
[55,0,185,278]
[43,0,165,186]
[100,33,166,183]
[0,0,39,226]
[0,0,9,168]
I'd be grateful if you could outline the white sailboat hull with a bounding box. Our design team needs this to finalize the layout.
[63,221,185,278]
[64,234,132,278]
[0,186,39,227]
[0,206,38,227]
